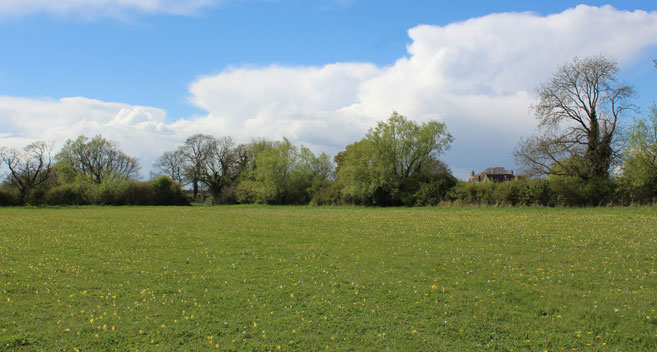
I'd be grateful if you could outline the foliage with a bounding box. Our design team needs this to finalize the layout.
[0,185,18,206]
[448,176,623,206]
[41,175,189,206]
[57,135,140,184]
[337,112,453,205]
[246,138,333,204]
[149,175,190,205]
[45,181,95,205]
[235,180,260,204]
[1,206,656,350]
[515,56,635,180]
[620,104,657,202]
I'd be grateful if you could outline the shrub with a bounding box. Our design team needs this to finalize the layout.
[150,176,189,206]
[45,184,92,205]
[235,180,260,204]
[309,179,342,206]
[413,177,457,206]
[0,186,17,206]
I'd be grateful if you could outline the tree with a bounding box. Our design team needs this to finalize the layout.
[0,141,53,204]
[57,135,140,184]
[368,111,453,181]
[155,148,186,185]
[201,136,242,202]
[234,138,332,204]
[337,112,453,205]
[515,56,635,180]
[621,104,657,201]
[181,134,213,199]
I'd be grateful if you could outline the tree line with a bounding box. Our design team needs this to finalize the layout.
[1,56,656,206]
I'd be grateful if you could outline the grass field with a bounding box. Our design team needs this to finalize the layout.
[0,206,656,351]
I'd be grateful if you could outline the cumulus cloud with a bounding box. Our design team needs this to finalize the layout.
[0,0,218,18]
[0,96,177,172]
[2,5,657,178]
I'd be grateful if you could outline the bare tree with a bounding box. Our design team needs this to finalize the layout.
[201,136,241,201]
[0,141,53,204]
[57,135,140,184]
[182,134,214,199]
[155,148,186,185]
[515,56,635,179]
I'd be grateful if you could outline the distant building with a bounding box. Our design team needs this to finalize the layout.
[468,167,515,183]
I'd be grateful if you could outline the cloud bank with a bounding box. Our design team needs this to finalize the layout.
[2,5,657,178]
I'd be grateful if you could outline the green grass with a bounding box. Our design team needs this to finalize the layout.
[0,206,656,351]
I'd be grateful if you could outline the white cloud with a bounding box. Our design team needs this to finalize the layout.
[2,5,657,178]
[0,0,218,18]
[0,96,177,172]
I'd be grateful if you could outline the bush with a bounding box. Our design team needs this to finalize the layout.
[0,186,17,206]
[413,175,457,206]
[123,182,154,205]
[309,179,342,206]
[449,182,496,205]
[96,177,129,205]
[150,176,189,206]
[45,184,92,205]
[235,180,260,204]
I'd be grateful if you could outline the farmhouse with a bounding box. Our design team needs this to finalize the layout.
[468,167,515,183]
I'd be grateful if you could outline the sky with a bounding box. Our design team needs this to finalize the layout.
[1,0,657,179]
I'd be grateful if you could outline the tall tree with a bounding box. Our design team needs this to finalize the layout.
[57,135,140,184]
[201,136,241,202]
[515,56,635,180]
[182,134,213,199]
[0,141,53,204]
[368,111,453,181]
[337,112,453,205]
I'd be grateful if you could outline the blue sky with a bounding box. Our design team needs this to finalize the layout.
[1,1,657,179]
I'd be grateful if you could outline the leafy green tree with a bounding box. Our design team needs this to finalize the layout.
[57,135,139,184]
[236,138,332,204]
[621,104,657,201]
[255,139,297,204]
[337,112,453,205]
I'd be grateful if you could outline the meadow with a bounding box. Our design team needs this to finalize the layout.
[0,206,656,351]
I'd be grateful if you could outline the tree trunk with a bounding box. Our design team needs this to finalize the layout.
[585,114,611,179]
